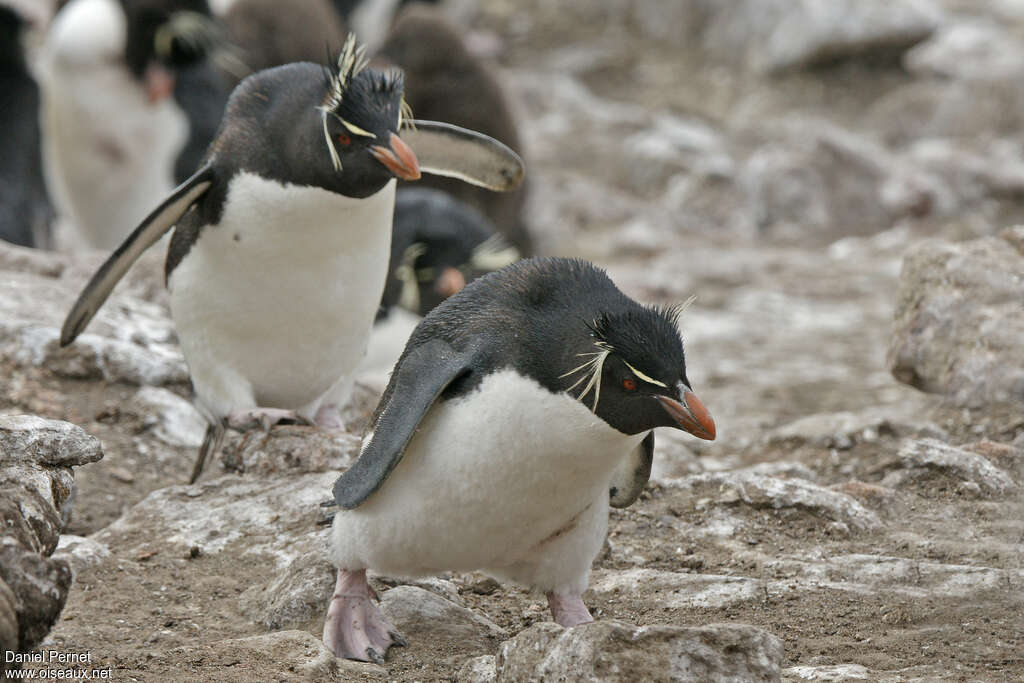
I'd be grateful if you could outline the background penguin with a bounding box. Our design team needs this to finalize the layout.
[359,186,520,390]
[375,3,532,254]
[40,0,230,250]
[60,37,525,484]
[217,0,345,86]
[323,257,716,662]
[0,1,54,249]
[330,0,438,51]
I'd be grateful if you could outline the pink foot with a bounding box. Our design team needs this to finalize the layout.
[313,403,346,431]
[547,591,594,627]
[226,408,311,431]
[323,569,405,663]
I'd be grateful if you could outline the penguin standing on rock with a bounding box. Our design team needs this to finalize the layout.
[324,257,717,662]
[40,0,230,249]
[59,35,525,484]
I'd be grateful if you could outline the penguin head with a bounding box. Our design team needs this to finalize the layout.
[562,304,716,440]
[120,0,221,101]
[316,34,420,198]
[386,189,519,315]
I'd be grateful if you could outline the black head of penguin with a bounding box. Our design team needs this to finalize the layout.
[207,55,416,201]
[119,0,220,78]
[382,188,512,316]
[396,258,715,439]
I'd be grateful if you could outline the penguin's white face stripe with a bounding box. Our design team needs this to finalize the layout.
[340,119,377,138]
[560,341,613,412]
[622,361,667,388]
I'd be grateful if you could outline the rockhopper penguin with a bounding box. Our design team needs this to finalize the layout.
[324,257,717,662]
[59,35,525,483]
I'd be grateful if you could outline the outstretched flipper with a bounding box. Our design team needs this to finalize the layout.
[608,431,654,509]
[403,120,524,192]
[332,337,481,509]
[60,165,215,346]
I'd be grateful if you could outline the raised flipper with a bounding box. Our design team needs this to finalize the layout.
[402,120,524,192]
[60,165,215,346]
[332,337,480,509]
[608,431,654,509]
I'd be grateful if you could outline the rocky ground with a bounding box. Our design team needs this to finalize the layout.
[3,0,1024,681]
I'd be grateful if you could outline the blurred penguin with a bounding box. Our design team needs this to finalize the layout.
[0,1,54,248]
[40,0,230,250]
[375,3,532,254]
[216,0,345,86]
[330,0,437,51]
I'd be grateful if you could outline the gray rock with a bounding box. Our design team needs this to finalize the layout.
[700,0,941,73]
[223,426,361,476]
[0,415,103,468]
[495,620,784,682]
[888,229,1024,405]
[904,20,1024,81]
[674,471,882,531]
[458,655,498,683]
[381,586,507,656]
[590,569,762,610]
[0,579,19,674]
[52,535,111,577]
[883,439,1017,496]
[239,549,335,630]
[0,240,66,278]
[784,663,871,681]
[766,406,945,450]
[0,545,72,652]
[133,387,206,448]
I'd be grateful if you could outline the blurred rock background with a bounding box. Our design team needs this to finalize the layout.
[1,0,1022,680]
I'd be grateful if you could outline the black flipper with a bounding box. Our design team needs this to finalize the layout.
[60,165,215,346]
[609,431,654,509]
[332,337,479,510]
[403,120,525,192]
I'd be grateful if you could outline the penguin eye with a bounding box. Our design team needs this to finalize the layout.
[336,132,351,146]
[623,378,637,392]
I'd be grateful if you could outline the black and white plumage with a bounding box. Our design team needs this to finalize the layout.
[59,37,525,484]
[323,257,716,662]
[0,4,53,249]
[40,0,229,249]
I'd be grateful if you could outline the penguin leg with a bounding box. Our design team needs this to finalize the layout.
[322,569,406,663]
[546,592,593,627]
[190,421,226,484]
[225,408,313,431]
[312,402,346,431]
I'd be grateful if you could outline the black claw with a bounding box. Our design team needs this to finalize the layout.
[365,647,385,665]
[389,632,408,647]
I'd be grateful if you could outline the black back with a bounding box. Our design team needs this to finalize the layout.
[0,7,51,248]
[375,257,694,435]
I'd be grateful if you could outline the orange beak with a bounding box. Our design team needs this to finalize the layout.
[657,390,716,440]
[370,133,421,181]
[144,63,176,104]
[435,267,466,298]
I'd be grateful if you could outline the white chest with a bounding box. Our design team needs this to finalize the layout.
[333,370,644,575]
[169,173,396,414]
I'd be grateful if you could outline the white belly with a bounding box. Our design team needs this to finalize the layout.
[168,173,395,421]
[330,370,644,582]
[40,0,187,250]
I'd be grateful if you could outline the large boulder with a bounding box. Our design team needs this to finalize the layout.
[0,415,102,670]
[888,227,1024,405]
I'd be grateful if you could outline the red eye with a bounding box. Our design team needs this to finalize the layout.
[623,378,637,391]
[336,132,351,146]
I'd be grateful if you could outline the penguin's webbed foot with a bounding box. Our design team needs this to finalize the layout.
[313,402,346,431]
[323,569,405,663]
[546,591,594,627]
[226,408,312,431]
